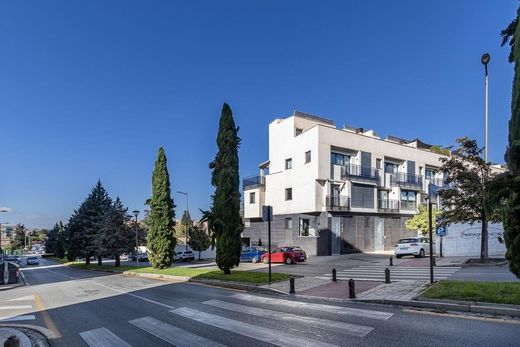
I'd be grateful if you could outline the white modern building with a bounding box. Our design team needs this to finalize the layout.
[242,111,451,256]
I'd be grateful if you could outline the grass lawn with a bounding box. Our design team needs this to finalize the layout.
[421,280,520,305]
[47,257,74,265]
[63,262,292,285]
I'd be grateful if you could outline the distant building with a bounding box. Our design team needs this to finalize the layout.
[242,111,454,256]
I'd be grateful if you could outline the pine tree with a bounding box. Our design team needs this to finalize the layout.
[55,221,66,259]
[147,147,176,269]
[45,223,60,254]
[205,103,243,274]
[98,198,134,267]
[500,10,520,277]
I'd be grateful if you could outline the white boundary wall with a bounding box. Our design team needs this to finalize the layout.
[435,222,505,257]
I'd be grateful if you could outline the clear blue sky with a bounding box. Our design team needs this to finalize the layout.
[0,1,517,228]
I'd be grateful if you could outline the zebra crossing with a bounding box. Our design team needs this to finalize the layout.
[0,295,36,323]
[79,292,394,347]
[319,265,461,282]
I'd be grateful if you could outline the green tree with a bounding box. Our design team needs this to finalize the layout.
[498,10,520,277]
[45,224,60,254]
[405,204,440,236]
[12,224,27,250]
[439,137,501,262]
[188,224,211,260]
[97,197,134,267]
[204,103,243,274]
[55,221,66,258]
[147,147,176,269]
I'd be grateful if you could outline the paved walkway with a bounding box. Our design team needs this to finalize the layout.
[355,280,428,301]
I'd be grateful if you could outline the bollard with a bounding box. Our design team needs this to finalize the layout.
[385,267,391,284]
[4,335,20,347]
[348,279,356,298]
[289,276,295,294]
[389,256,393,266]
[332,268,337,282]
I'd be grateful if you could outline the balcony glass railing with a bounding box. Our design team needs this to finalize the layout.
[400,201,417,211]
[326,195,351,210]
[242,175,265,190]
[330,164,380,183]
[390,173,423,188]
[378,199,399,211]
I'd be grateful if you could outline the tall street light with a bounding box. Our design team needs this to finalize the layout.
[0,209,8,261]
[133,210,140,268]
[176,191,189,250]
[481,53,490,163]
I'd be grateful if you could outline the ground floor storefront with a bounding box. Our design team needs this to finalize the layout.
[242,212,416,256]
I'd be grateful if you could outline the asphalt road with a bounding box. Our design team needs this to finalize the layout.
[1,258,518,346]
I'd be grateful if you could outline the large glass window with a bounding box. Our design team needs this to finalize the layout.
[299,218,317,237]
[401,190,416,210]
[385,162,398,174]
[351,184,375,208]
[425,169,435,180]
[331,152,350,166]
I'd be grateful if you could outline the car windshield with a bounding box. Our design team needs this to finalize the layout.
[397,238,419,244]
[292,246,302,251]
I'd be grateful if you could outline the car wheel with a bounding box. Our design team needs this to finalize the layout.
[262,257,269,264]
[251,257,258,264]
[419,249,425,258]
[285,257,292,265]
[396,255,402,259]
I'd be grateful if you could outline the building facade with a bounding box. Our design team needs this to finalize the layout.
[242,111,450,256]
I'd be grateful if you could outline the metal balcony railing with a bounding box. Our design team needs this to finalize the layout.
[242,175,265,190]
[326,195,351,211]
[390,173,423,189]
[378,199,400,212]
[340,164,380,183]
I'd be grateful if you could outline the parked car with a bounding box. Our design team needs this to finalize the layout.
[291,246,307,262]
[174,250,195,262]
[240,246,267,263]
[260,247,303,264]
[394,237,431,258]
[131,252,148,261]
[26,256,39,265]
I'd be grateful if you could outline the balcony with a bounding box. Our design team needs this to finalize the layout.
[378,199,399,213]
[390,173,423,189]
[400,201,417,211]
[332,164,380,184]
[243,175,265,190]
[326,195,351,211]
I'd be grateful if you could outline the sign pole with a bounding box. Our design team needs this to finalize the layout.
[267,206,272,285]
[428,184,434,284]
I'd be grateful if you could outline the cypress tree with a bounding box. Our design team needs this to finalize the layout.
[45,223,60,254]
[147,147,176,269]
[501,10,520,277]
[207,103,243,274]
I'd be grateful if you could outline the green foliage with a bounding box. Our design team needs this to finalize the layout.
[204,103,243,274]
[188,224,211,260]
[45,223,60,254]
[430,145,451,156]
[147,147,176,269]
[421,280,520,305]
[404,204,440,236]
[439,137,500,261]
[501,8,520,278]
[12,224,27,250]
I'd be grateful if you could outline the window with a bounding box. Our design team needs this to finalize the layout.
[295,128,303,136]
[285,188,293,201]
[425,169,435,180]
[299,218,317,237]
[249,192,255,204]
[385,162,398,174]
[400,190,416,210]
[305,151,311,164]
[285,158,292,169]
[376,159,382,169]
[285,218,292,229]
[351,183,375,208]
[331,152,350,166]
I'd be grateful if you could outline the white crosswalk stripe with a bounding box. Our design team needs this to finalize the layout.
[171,306,340,347]
[320,265,461,281]
[0,315,35,322]
[203,299,374,337]
[80,327,132,347]
[230,293,393,320]
[0,297,35,323]
[129,316,224,347]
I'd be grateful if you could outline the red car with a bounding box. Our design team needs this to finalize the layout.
[261,247,307,264]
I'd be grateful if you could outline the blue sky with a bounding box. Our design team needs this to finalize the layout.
[0,0,517,228]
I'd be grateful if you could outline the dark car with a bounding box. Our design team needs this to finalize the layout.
[240,246,267,263]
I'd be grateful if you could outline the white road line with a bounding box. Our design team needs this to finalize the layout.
[203,299,374,338]
[0,315,36,322]
[80,327,132,347]
[93,282,175,310]
[171,307,340,347]
[0,305,32,310]
[8,295,35,302]
[230,293,393,320]
[129,316,224,347]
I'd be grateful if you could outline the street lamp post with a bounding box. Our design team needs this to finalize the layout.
[481,53,490,163]
[176,191,189,250]
[0,209,8,261]
[133,210,140,268]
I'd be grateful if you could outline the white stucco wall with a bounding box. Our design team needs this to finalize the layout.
[435,223,506,257]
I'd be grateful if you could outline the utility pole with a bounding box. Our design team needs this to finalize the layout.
[133,210,140,268]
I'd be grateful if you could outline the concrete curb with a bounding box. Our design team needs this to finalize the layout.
[358,298,520,317]
[189,278,289,295]
[122,271,190,282]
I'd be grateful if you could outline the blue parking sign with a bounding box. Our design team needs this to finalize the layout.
[436,226,447,236]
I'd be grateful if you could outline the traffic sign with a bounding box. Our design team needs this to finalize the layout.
[436,225,447,236]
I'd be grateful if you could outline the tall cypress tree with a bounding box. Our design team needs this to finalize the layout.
[147,147,176,269]
[501,10,520,277]
[206,103,243,274]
